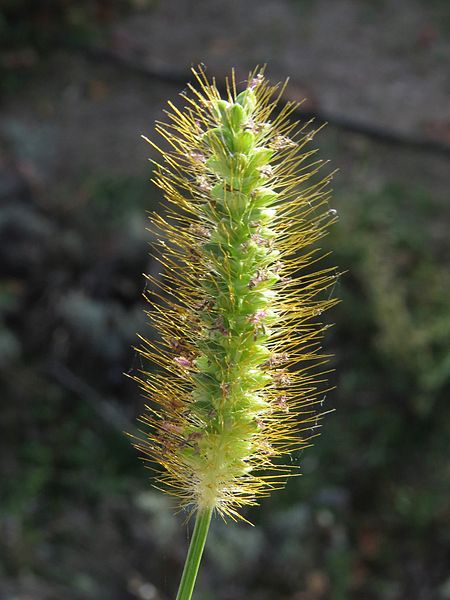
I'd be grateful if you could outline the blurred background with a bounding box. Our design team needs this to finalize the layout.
[1,1,449,599]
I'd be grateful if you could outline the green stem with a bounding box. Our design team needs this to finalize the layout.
[175,507,213,600]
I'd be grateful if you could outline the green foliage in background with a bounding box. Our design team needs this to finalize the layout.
[0,0,154,90]
[1,162,449,598]
[0,0,143,50]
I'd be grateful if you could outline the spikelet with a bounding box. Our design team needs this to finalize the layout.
[134,67,338,521]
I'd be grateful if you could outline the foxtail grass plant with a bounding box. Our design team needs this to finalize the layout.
[134,67,338,600]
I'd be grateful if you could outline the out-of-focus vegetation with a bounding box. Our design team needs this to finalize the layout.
[0,0,143,48]
[1,148,449,599]
[0,0,151,89]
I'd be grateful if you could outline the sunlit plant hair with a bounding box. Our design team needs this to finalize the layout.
[134,66,338,600]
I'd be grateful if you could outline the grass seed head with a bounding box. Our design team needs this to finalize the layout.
[134,66,338,520]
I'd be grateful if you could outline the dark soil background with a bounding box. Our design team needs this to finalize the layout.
[1,2,449,599]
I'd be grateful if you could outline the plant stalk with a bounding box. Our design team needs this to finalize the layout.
[175,506,213,600]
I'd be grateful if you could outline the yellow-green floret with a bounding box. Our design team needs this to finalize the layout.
[134,68,338,520]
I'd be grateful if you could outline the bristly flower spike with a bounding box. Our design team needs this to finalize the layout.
[134,66,338,600]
